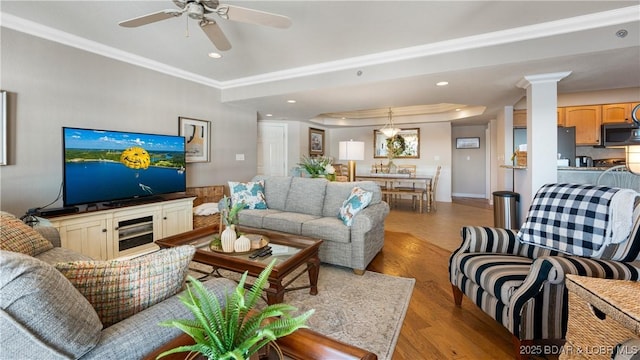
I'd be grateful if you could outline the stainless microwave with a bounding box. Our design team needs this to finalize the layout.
[600,122,640,147]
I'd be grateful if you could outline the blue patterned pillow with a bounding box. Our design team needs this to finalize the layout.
[229,180,268,209]
[338,187,373,226]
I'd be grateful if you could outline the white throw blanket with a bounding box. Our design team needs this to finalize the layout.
[193,202,219,216]
[609,189,637,244]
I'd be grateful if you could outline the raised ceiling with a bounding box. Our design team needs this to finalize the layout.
[2,1,639,126]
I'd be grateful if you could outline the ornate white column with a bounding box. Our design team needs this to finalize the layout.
[515,71,571,222]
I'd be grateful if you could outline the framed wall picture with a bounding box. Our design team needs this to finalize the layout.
[0,90,6,166]
[309,128,325,156]
[179,117,210,163]
[456,137,480,149]
[373,128,420,158]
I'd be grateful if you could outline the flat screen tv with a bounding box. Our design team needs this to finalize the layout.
[63,127,186,207]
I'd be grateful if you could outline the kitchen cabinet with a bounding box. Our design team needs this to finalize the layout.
[513,110,527,127]
[564,105,602,145]
[512,108,565,128]
[556,107,565,126]
[47,197,194,260]
[602,103,632,124]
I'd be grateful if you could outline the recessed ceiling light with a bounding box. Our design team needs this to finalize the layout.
[208,52,222,59]
[616,29,628,38]
[436,81,449,86]
[287,99,296,104]
[265,113,273,117]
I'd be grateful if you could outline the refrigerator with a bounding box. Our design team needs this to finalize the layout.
[513,127,576,166]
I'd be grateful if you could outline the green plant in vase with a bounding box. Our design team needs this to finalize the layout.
[298,155,332,178]
[157,259,314,360]
[218,195,244,227]
[213,196,245,252]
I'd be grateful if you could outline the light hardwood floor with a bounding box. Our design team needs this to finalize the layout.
[368,198,526,360]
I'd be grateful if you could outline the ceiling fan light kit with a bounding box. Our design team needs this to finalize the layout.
[118,0,291,51]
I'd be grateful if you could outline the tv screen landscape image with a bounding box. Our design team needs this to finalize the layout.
[63,127,186,207]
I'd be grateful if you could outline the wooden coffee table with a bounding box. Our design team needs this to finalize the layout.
[156,225,322,305]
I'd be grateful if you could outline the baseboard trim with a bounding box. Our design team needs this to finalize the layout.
[451,193,486,199]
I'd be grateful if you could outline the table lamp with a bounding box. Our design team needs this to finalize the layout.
[339,140,365,182]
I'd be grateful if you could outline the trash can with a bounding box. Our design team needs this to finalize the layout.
[493,191,519,229]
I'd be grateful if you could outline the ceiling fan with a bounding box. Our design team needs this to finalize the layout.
[118,0,292,51]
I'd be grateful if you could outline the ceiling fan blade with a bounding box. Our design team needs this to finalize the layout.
[200,20,231,51]
[220,5,292,29]
[119,9,182,28]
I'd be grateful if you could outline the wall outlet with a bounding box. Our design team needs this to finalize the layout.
[235,154,245,161]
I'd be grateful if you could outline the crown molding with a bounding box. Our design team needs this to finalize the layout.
[2,5,638,91]
[310,106,487,126]
[1,13,224,89]
[223,5,640,89]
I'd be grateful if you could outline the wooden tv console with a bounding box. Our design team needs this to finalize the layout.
[44,195,195,260]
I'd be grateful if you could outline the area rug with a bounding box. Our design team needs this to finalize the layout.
[189,263,415,360]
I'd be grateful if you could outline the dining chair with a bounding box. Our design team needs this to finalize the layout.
[392,165,419,209]
[332,163,350,182]
[370,164,391,203]
[427,165,441,211]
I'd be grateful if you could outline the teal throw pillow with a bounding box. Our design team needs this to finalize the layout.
[338,186,373,226]
[229,180,268,209]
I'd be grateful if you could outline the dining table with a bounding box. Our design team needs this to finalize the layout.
[355,174,433,213]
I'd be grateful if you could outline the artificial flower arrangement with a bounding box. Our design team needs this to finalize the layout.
[298,155,335,179]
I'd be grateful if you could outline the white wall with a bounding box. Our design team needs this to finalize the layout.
[0,29,257,215]
[451,125,488,198]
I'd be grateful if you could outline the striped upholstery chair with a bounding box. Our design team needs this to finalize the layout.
[449,184,640,360]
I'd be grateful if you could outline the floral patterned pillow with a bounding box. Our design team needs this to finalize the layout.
[228,180,268,209]
[338,187,373,226]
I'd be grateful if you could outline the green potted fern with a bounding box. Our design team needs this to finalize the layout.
[157,259,314,360]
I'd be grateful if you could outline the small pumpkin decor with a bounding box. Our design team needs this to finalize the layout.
[158,259,314,360]
[234,235,251,252]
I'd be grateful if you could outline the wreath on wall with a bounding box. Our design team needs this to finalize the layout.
[385,134,406,159]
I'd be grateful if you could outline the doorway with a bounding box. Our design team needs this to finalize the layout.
[257,122,288,176]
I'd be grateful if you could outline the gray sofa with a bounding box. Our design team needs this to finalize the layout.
[238,176,390,274]
[0,213,236,360]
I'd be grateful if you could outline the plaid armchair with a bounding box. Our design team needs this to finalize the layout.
[449,184,640,359]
